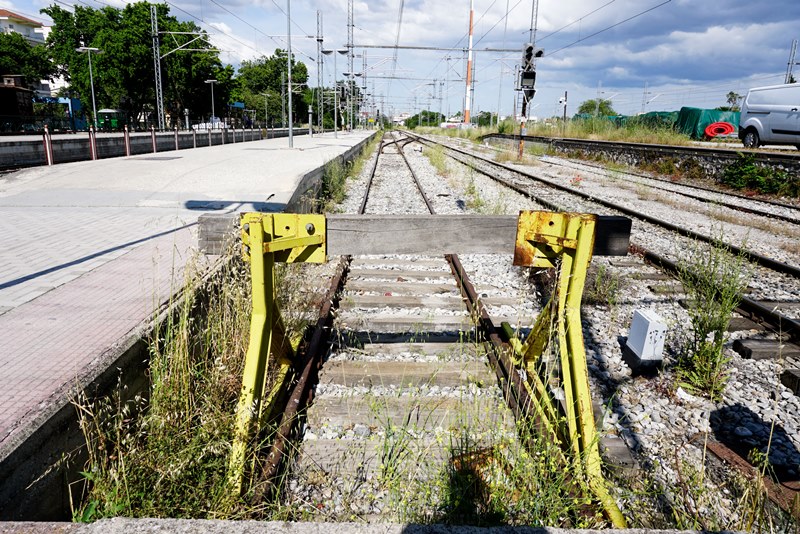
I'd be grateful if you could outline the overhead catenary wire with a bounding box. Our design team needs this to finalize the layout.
[546,0,672,56]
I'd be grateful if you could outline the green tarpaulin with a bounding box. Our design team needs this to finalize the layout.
[675,107,740,139]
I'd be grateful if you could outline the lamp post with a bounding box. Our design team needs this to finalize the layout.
[205,79,217,128]
[76,46,102,129]
[260,92,270,128]
[321,48,347,137]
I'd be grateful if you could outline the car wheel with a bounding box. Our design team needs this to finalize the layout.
[742,129,760,148]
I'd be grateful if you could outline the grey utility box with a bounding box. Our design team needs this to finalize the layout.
[625,309,666,369]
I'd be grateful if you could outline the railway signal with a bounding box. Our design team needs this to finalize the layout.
[517,43,543,117]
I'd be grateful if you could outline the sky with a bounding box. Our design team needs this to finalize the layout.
[4,0,800,120]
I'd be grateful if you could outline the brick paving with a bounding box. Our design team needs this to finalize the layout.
[0,131,372,453]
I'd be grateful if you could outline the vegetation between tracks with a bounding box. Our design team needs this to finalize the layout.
[722,153,800,198]
[677,238,751,400]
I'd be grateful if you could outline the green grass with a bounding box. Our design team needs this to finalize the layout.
[424,144,449,177]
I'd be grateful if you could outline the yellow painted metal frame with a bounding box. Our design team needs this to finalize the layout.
[509,210,627,528]
[227,213,326,495]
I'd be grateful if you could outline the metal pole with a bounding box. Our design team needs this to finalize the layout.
[87,51,98,130]
[463,0,474,124]
[317,11,323,133]
[287,0,294,148]
[334,53,338,137]
[281,72,286,128]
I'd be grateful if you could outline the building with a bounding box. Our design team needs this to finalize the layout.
[0,9,45,45]
[0,9,66,97]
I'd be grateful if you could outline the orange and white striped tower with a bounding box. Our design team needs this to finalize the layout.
[464,0,474,124]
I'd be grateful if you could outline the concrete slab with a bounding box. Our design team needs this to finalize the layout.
[0,131,373,519]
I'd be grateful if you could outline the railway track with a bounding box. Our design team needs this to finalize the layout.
[408,132,800,343]
[199,129,800,527]
[231,131,634,526]
[283,133,541,521]
[399,131,800,521]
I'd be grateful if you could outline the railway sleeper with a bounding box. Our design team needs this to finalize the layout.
[217,210,632,526]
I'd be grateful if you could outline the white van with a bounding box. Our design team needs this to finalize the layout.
[738,84,800,149]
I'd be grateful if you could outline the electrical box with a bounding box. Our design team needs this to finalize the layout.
[626,309,666,363]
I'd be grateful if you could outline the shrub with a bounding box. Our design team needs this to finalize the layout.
[722,153,799,197]
[677,239,750,400]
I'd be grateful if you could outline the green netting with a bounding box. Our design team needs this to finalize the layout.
[633,111,678,129]
[675,107,740,139]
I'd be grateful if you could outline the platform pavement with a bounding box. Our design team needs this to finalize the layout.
[0,130,372,459]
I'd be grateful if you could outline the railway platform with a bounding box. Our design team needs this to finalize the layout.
[0,130,373,519]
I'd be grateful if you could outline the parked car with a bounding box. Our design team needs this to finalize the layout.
[739,84,800,149]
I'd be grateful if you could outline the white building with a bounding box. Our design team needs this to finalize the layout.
[0,9,45,44]
[0,9,66,97]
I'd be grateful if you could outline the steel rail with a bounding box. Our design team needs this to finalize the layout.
[539,153,800,213]
[486,133,800,169]
[255,134,389,492]
[407,132,800,343]
[409,133,800,280]
[394,135,532,416]
[538,156,800,226]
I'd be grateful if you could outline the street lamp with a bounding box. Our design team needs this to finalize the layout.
[260,92,270,128]
[321,48,347,137]
[76,46,102,129]
[205,79,217,128]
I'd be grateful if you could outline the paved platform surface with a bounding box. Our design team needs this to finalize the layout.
[0,131,371,452]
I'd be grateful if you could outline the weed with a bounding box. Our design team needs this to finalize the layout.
[319,135,382,211]
[497,119,517,135]
[679,158,706,181]
[722,153,800,198]
[569,174,584,187]
[583,264,621,309]
[424,144,449,177]
[464,173,486,211]
[71,256,258,519]
[676,238,751,400]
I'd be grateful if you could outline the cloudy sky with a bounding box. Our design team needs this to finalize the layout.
[5,0,800,119]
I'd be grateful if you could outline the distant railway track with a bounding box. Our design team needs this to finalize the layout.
[406,132,800,343]
[484,133,800,173]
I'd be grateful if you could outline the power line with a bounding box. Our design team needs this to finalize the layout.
[547,0,672,56]
[536,0,616,43]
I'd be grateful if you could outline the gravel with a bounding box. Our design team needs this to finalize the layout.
[287,131,800,528]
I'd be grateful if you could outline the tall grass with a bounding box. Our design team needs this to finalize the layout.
[525,119,692,145]
[71,256,279,520]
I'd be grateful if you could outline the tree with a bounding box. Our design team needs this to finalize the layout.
[724,91,742,111]
[476,110,496,127]
[233,49,309,126]
[0,32,56,89]
[43,2,226,128]
[404,110,444,129]
[577,98,616,116]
